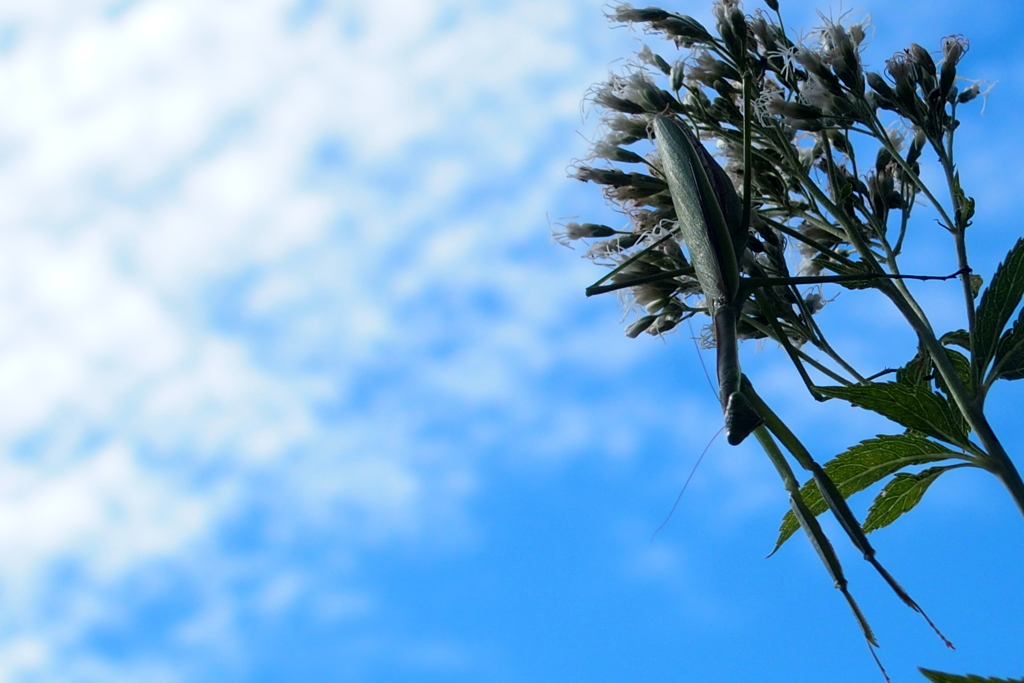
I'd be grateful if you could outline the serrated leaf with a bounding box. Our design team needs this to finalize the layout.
[920,667,1024,683]
[897,347,971,395]
[896,349,931,386]
[934,347,972,395]
[975,237,1024,373]
[773,434,958,550]
[944,395,969,442]
[948,348,972,387]
[932,350,972,438]
[818,382,969,446]
[991,308,1024,382]
[941,329,971,350]
[863,465,959,532]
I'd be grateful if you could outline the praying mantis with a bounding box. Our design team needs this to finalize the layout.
[641,81,955,675]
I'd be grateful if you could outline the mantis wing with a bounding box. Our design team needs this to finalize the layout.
[653,115,762,444]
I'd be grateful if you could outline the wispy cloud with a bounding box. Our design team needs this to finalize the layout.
[4,0,1017,679]
[0,0,672,678]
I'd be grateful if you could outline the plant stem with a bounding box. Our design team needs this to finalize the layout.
[936,146,981,398]
[880,282,1024,518]
[792,129,1024,519]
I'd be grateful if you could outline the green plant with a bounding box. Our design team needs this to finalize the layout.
[556,1,1024,679]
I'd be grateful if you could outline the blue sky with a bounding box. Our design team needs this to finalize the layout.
[0,0,1021,681]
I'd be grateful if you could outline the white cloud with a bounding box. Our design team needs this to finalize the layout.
[0,0,661,678]
[0,443,211,584]
[0,0,1012,678]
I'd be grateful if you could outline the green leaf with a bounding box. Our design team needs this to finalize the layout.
[863,465,962,533]
[937,350,970,387]
[922,348,974,435]
[970,274,984,299]
[818,382,969,446]
[939,348,972,392]
[896,349,931,387]
[926,348,972,437]
[951,171,977,229]
[897,346,970,394]
[975,237,1024,373]
[991,308,1024,382]
[773,434,958,551]
[944,394,969,444]
[920,667,1024,683]
[941,329,971,350]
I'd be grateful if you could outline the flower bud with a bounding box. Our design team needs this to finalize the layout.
[728,7,748,51]
[572,166,631,186]
[593,79,646,114]
[875,146,893,175]
[556,222,617,242]
[709,97,742,126]
[748,15,776,56]
[767,98,823,121]
[625,315,658,337]
[619,71,680,113]
[764,0,779,10]
[794,46,836,85]
[648,313,679,335]
[938,36,968,102]
[609,4,672,24]
[830,26,863,92]
[886,53,923,120]
[906,127,926,165]
[650,16,713,47]
[941,35,968,68]
[714,2,746,60]
[607,185,666,201]
[591,141,646,165]
[603,114,650,145]
[849,23,866,47]
[631,284,669,312]
[867,169,895,219]
[908,43,937,95]
[713,78,736,99]
[669,61,685,92]
[585,234,642,259]
[957,83,980,104]
[783,117,815,135]
[803,291,826,314]
[638,45,672,75]
[909,43,937,80]
[660,236,687,263]
[866,72,895,103]
[938,68,956,104]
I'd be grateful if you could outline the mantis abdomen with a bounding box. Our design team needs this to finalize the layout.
[713,304,763,444]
